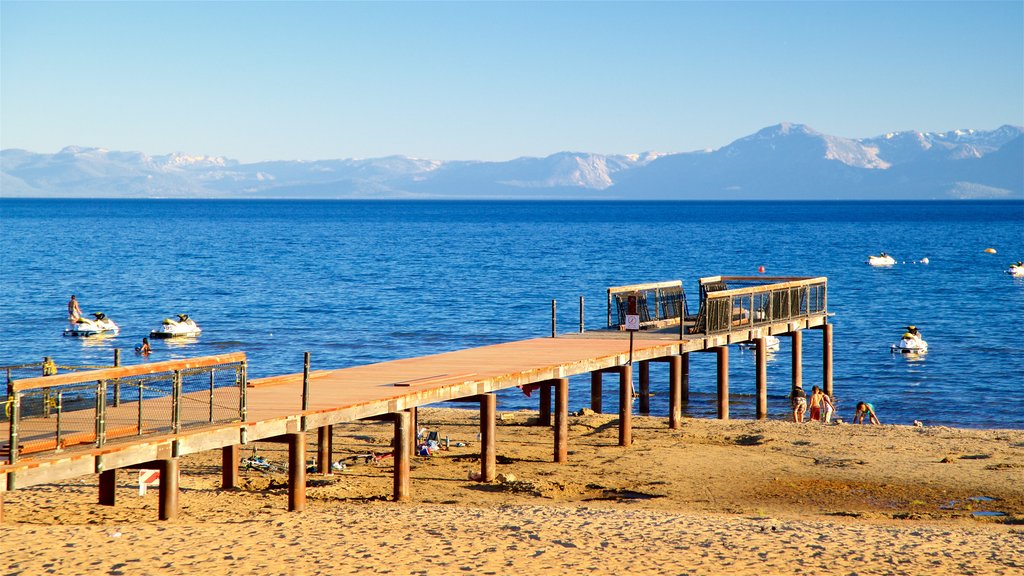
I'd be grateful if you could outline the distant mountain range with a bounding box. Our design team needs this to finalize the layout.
[2,123,1021,200]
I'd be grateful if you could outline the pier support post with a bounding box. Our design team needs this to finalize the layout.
[590,371,602,413]
[158,458,178,521]
[822,323,833,397]
[639,361,650,414]
[791,330,803,393]
[668,355,682,429]
[222,444,239,489]
[539,383,552,426]
[287,432,306,512]
[716,346,729,420]
[393,411,411,501]
[480,394,497,482]
[755,338,768,420]
[317,425,333,474]
[681,352,690,402]
[554,378,568,463]
[619,365,633,447]
[99,469,116,506]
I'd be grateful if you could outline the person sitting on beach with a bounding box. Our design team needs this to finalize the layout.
[67,295,81,323]
[854,402,880,425]
[808,386,824,422]
[136,337,152,355]
[821,390,836,424]
[791,386,807,423]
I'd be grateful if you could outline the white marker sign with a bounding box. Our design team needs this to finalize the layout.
[625,314,641,331]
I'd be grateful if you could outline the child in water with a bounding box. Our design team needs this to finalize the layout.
[854,402,880,425]
[136,337,152,355]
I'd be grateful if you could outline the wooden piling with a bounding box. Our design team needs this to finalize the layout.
[287,432,305,512]
[393,411,411,501]
[222,444,239,489]
[755,337,768,420]
[791,330,803,393]
[480,394,497,481]
[668,355,682,429]
[99,469,116,505]
[823,323,833,397]
[639,360,650,414]
[716,346,729,420]
[554,378,568,463]
[539,383,552,426]
[158,458,178,521]
[681,352,690,402]
[619,365,633,447]
[590,371,602,413]
[317,426,332,474]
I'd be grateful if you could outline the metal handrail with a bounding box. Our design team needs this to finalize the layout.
[694,276,827,335]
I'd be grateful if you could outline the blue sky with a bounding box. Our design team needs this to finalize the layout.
[2,1,1022,162]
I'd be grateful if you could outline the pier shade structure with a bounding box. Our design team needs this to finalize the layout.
[1,275,831,521]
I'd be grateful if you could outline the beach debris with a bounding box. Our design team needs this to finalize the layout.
[939,456,954,463]
[913,420,924,427]
[468,471,483,481]
[331,460,347,472]
[496,472,517,484]
[573,408,596,417]
[108,527,122,538]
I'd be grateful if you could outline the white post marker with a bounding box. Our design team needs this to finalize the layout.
[625,294,640,365]
[138,469,160,496]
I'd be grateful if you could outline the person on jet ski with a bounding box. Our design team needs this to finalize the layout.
[906,325,923,342]
[67,295,81,322]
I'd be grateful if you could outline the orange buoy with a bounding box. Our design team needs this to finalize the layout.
[985,248,997,254]
[758,265,765,273]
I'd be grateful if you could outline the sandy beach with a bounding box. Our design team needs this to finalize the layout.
[3,408,1023,575]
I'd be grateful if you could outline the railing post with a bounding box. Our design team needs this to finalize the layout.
[95,380,107,448]
[8,391,19,467]
[137,378,144,435]
[551,299,557,338]
[579,296,585,333]
[239,361,248,423]
[55,392,64,450]
[301,352,310,431]
[113,349,121,407]
[209,369,216,422]
[171,371,182,434]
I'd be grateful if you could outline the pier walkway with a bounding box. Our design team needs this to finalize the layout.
[1,276,831,521]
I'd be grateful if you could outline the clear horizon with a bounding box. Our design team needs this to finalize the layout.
[2,1,1022,163]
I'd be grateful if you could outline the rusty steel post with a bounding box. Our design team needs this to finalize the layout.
[619,365,632,447]
[791,330,803,394]
[823,323,833,397]
[590,371,602,413]
[554,378,568,463]
[639,360,650,414]
[538,383,552,426]
[480,394,497,482]
[99,469,116,506]
[717,346,730,420]
[756,337,768,420]
[287,432,306,512]
[681,352,690,402]
[158,458,178,521]
[668,355,682,429]
[222,445,239,489]
[393,411,411,501]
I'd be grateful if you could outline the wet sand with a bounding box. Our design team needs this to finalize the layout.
[3,408,1023,575]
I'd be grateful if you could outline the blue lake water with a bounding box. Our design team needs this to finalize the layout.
[1,199,1022,429]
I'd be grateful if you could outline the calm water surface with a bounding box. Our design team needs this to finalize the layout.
[1,199,1022,428]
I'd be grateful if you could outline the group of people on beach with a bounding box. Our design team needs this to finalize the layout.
[790,384,879,425]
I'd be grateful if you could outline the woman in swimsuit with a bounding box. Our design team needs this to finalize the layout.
[791,386,807,423]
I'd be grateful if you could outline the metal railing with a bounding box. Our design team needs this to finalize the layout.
[693,276,827,335]
[607,280,691,329]
[3,353,246,465]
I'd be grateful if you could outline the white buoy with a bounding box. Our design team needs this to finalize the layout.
[921,257,929,264]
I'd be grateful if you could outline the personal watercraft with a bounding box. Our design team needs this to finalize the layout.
[891,332,927,354]
[150,314,202,339]
[63,312,119,337]
[867,253,896,267]
[738,335,781,351]
[1006,262,1024,277]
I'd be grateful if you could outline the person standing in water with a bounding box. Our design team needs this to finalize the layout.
[67,295,82,322]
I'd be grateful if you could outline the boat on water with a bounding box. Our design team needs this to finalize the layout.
[868,253,896,267]
[891,331,927,354]
[737,335,781,351]
[64,312,119,337]
[150,314,202,338]
[1007,261,1024,277]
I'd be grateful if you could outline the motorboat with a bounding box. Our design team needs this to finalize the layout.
[1007,262,1024,277]
[868,253,896,267]
[891,332,927,354]
[738,335,781,351]
[150,314,202,338]
[64,312,119,337]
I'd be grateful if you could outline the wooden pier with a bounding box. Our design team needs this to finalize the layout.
[1,276,831,521]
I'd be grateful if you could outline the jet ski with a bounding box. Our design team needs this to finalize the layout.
[1006,262,1024,277]
[891,331,927,354]
[150,314,202,338]
[64,312,119,337]
[738,335,781,351]
[868,253,896,267]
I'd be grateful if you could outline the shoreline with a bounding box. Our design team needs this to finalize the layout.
[3,408,1023,574]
